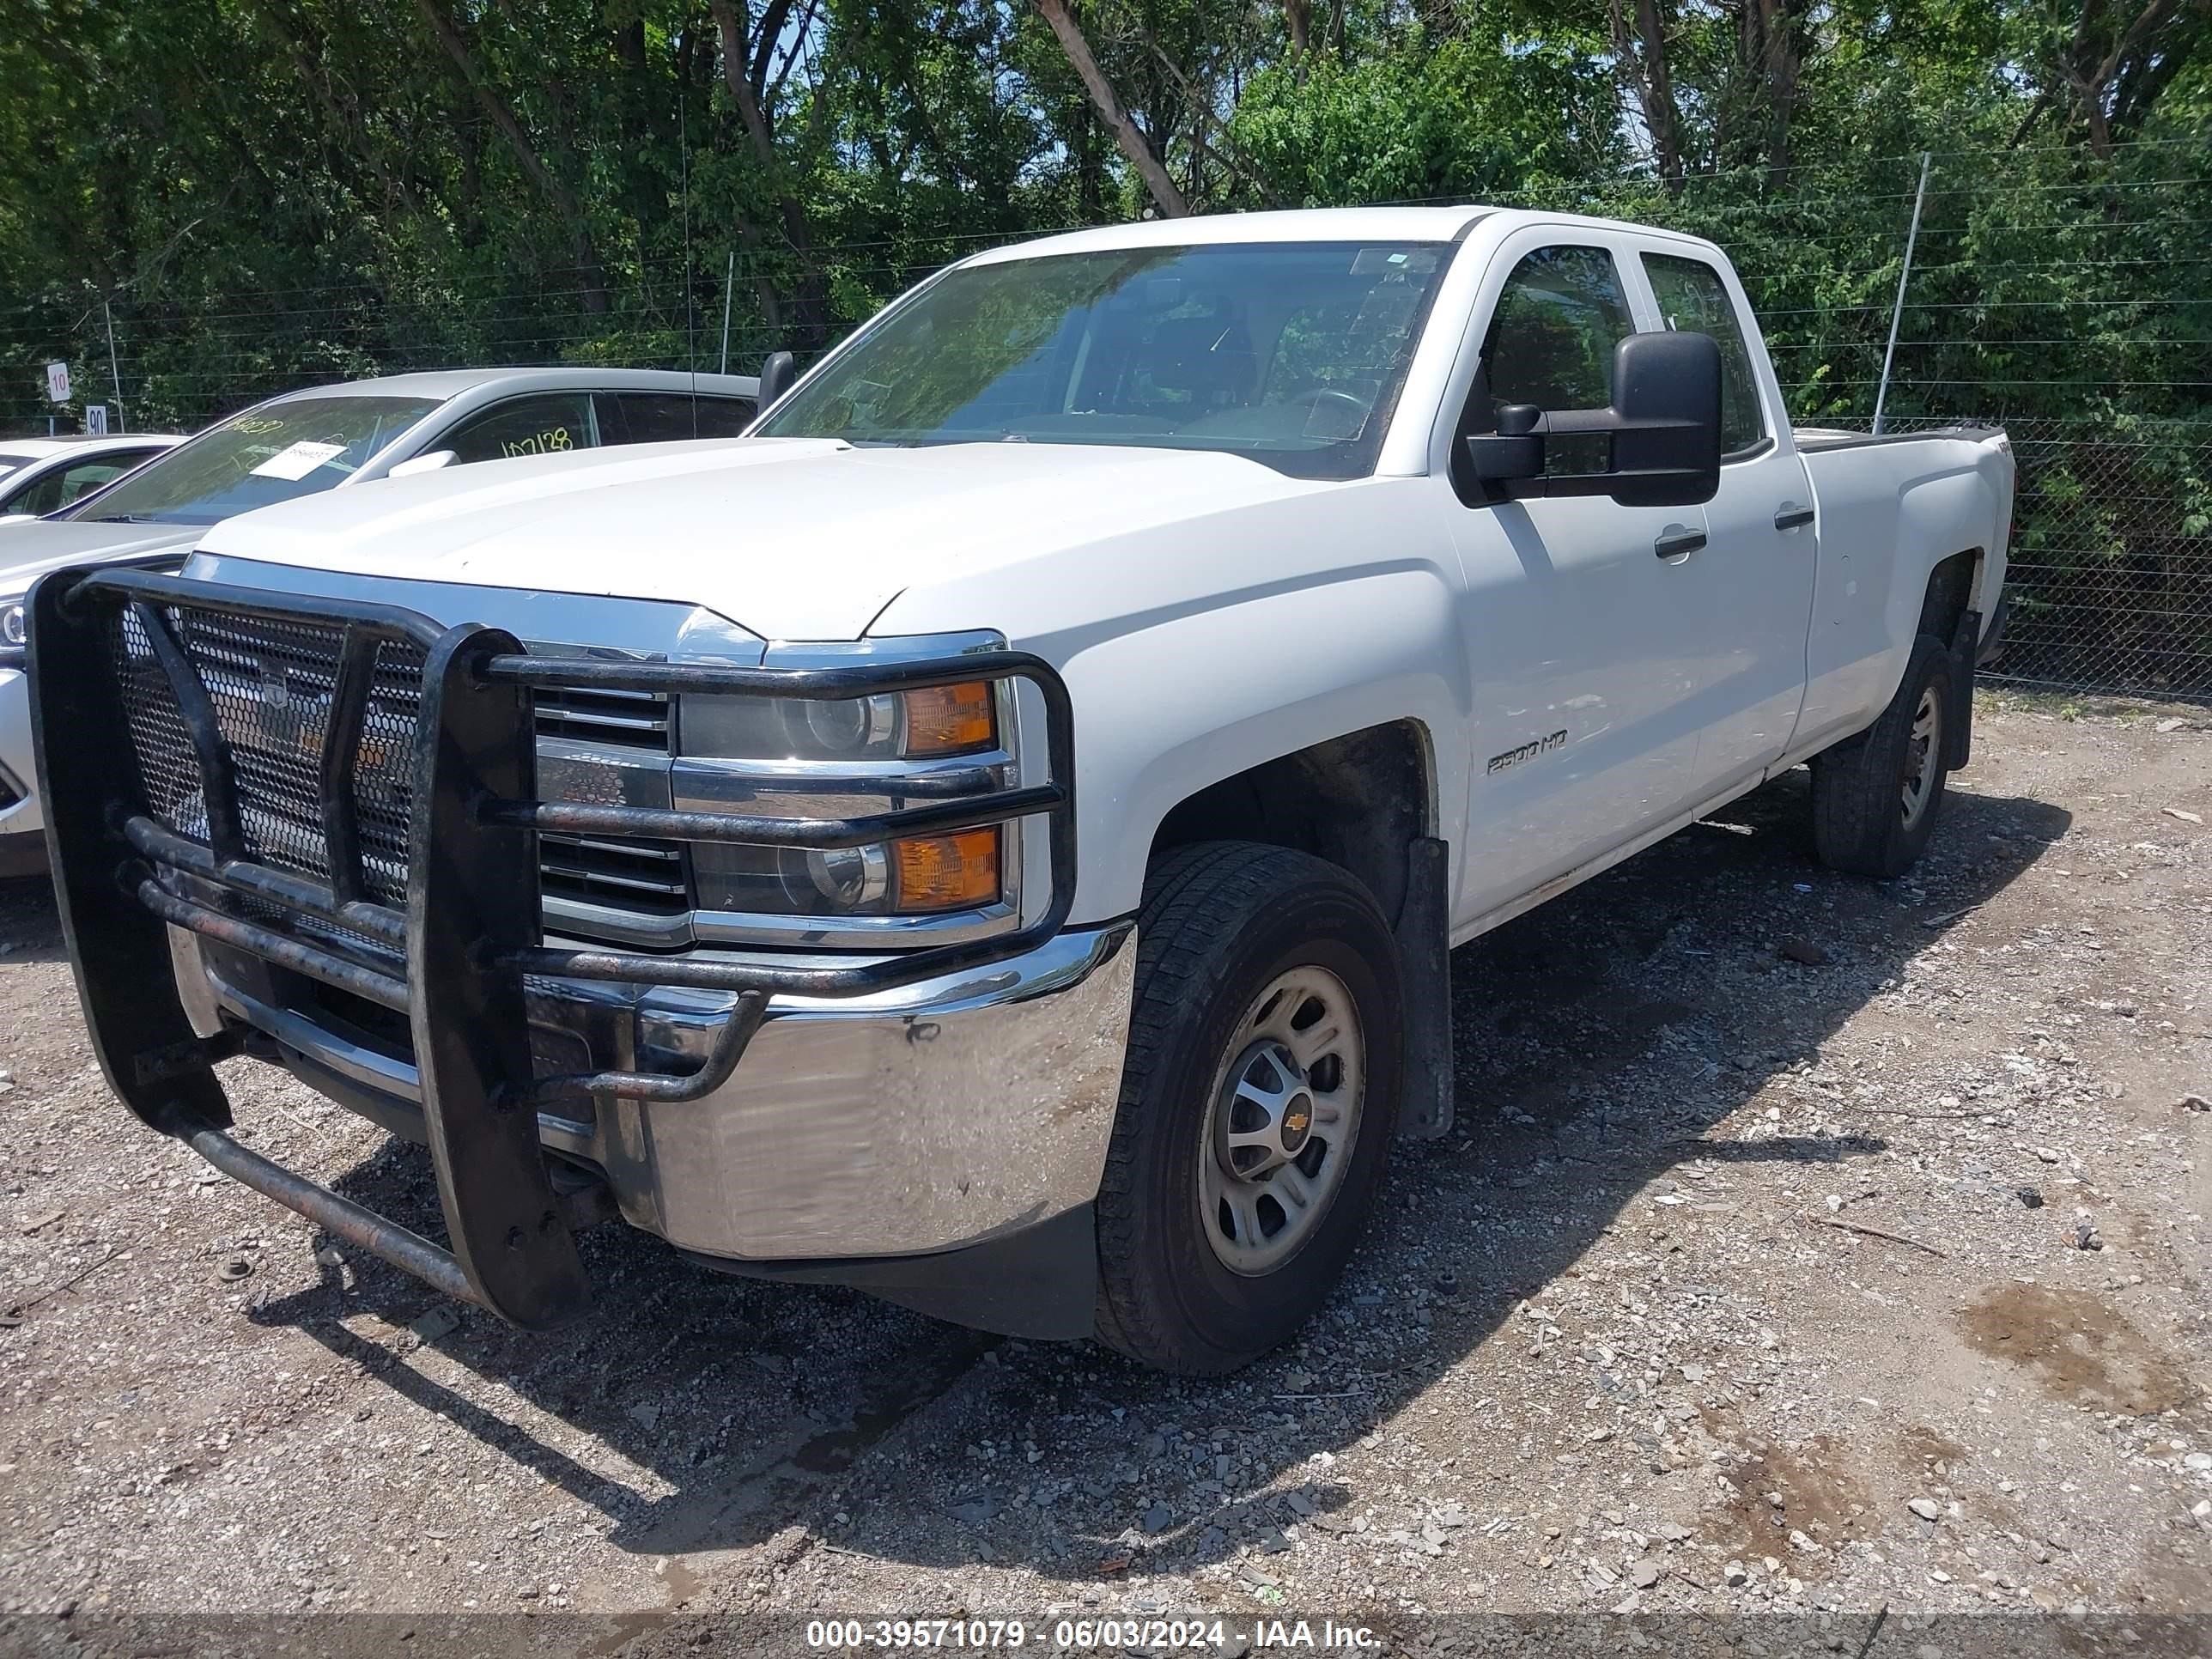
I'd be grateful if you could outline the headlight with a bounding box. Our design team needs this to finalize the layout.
[674,672,1015,928]
[690,825,1003,921]
[0,600,24,651]
[679,681,997,762]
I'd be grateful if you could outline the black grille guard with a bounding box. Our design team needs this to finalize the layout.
[27,565,1077,1329]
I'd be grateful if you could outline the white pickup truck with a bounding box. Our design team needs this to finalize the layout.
[28,207,2011,1375]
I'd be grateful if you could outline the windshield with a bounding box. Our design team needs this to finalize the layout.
[68,394,441,526]
[756,240,1454,480]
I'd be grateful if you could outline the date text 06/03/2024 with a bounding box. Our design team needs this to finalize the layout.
[802,1619,1380,1650]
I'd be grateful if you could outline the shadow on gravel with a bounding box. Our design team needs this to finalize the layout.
[994,770,2074,1586]
[0,872,67,964]
[1,769,2072,1578]
[243,1158,997,1559]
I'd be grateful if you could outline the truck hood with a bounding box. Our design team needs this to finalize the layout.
[197,437,1327,640]
[0,520,202,599]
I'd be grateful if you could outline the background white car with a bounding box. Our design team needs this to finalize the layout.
[0,365,762,874]
[0,433,185,523]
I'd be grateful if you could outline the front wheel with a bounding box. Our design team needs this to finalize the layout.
[1094,842,1403,1375]
[1810,631,1955,878]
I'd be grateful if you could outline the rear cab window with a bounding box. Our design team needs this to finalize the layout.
[594,392,757,444]
[1639,252,1768,455]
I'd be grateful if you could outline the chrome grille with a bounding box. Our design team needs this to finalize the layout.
[530,684,683,932]
[532,684,671,750]
[538,832,689,918]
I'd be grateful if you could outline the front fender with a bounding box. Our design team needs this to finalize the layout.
[867,478,1474,926]
[1054,566,1468,921]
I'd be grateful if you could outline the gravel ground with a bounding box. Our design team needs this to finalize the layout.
[1,692,2207,1654]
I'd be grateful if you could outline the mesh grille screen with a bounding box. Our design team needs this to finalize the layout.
[108,605,428,908]
[106,601,675,939]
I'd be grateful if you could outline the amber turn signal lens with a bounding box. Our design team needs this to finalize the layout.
[901,682,996,757]
[891,828,1000,911]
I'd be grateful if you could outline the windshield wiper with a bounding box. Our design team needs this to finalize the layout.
[87,514,164,524]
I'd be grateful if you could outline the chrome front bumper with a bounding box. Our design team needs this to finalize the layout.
[182,920,1138,1263]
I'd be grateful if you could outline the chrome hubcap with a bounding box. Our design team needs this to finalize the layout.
[1900,688,1942,828]
[1200,966,1364,1276]
[1215,1040,1316,1176]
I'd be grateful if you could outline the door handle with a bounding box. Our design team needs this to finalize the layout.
[1654,529,1707,560]
[1774,502,1815,530]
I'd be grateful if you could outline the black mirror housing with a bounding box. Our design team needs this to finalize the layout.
[758,349,797,408]
[1459,330,1723,508]
[1464,403,1543,487]
[1602,330,1723,506]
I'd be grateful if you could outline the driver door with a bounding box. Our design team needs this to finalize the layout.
[1443,234,1715,922]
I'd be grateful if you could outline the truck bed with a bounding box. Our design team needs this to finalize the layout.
[1790,422,2013,757]
[1793,422,2002,453]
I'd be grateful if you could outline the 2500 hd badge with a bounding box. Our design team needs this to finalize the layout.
[1486,727,1569,774]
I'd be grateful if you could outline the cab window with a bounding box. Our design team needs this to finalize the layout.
[441,393,596,464]
[8,457,139,516]
[691,395,757,437]
[1640,252,1767,454]
[595,391,757,444]
[1479,245,1634,473]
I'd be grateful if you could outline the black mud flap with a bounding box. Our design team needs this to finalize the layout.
[1976,593,2010,667]
[1395,836,1454,1139]
[1945,607,1980,771]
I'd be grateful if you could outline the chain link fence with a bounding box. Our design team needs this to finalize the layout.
[1977,416,2211,700]
[1838,414,2212,701]
[9,333,2206,705]
[4,154,2209,703]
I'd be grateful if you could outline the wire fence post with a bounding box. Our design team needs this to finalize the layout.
[103,299,129,432]
[1873,151,1930,435]
[719,247,736,375]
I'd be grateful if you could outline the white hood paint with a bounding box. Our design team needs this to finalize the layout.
[198,437,1328,641]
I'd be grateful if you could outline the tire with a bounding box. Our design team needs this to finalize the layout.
[1810,632,1955,878]
[1095,842,1403,1375]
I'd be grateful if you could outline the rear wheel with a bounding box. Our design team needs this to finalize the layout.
[1810,632,1954,878]
[1095,842,1402,1375]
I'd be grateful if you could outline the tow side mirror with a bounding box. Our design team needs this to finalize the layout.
[758,349,796,408]
[1462,330,1723,508]
[387,449,456,479]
